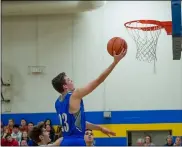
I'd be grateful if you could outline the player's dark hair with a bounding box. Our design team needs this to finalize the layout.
[52,72,66,93]
[28,122,45,143]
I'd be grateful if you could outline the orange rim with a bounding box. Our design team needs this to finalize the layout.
[124,20,172,34]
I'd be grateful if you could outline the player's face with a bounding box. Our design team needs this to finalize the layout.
[84,130,94,144]
[64,76,75,92]
[41,128,51,144]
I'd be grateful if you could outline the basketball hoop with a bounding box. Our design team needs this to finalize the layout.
[124,20,172,63]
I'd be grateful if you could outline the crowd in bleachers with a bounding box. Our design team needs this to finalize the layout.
[136,135,182,146]
[1,118,94,146]
[1,118,182,146]
[1,118,62,146]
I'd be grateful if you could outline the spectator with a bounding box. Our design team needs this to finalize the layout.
[20,139,28,146]
[144,135,155,146]
[27,122,34,134]
[11,124,22,144]
[136,138,144,146]
[174,137,181,146]
[164,135,174,146]
[84,129,94,146]
[44,119,55,132]
[21,131,32,145]
[1,121,4,138]
[1,133,19,146]
[19,119,28,132]
[44,119,52,126]
[2,127,9,139]
[45,124,55,142]
[6,119,14,134]
[22,131,29,140]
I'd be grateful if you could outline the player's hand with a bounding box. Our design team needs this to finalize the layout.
[113,48,127,64]
[100,127,116,137]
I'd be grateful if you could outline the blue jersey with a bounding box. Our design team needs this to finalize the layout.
[55,92,86,146]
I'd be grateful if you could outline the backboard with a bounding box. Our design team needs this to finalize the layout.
[171,0,182,60]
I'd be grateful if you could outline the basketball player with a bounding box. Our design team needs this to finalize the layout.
[52,50,126,146]
[84,129,94,146]
[29,122,63,146]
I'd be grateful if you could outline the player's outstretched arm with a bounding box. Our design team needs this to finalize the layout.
[48,137,63,146]
[86,121,116,137]
[70,50,126,113]
[86,121,102,131]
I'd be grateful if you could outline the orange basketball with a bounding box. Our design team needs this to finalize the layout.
[107,37,127,56]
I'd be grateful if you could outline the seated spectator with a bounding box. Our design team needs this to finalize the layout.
[45,124,55,142]
[44,119,55,133]
[44,119,52,126]
[54,126,62,141]
[144,135,155,146]
[11,124,22,144]
[6,119,14,134]
[20,139,28,146]
[21,131,32,145]
[174,137,181,146]
[136,138,144,146]
[20,119,28,132]
[84,129,94,146]
[2,127,9,139]
[164,135,174,146]
[22,131,29,140]
[1,133,19,146]
[1,121,4,138]
[27,122,34,134]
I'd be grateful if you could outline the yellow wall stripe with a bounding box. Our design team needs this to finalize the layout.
[93,123,182,137]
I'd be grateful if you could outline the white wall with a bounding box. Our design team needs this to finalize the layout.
[2,1,182,113]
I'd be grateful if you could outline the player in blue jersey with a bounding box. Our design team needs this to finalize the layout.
[52,50,126,146]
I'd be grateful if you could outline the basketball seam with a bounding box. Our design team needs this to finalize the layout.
[118,39,123,55]
[112,37,118,56]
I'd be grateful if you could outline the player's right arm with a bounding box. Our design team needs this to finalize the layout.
[49,137,63,146]
[70,50,127,113]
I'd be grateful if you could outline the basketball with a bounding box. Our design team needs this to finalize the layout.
[107,37,127,56]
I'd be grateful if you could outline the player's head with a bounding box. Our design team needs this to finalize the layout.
[29,122,51,145]
[52,72,75,94]
[84,129,94,146]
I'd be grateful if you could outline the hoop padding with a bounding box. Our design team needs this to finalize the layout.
[124,20,172,62]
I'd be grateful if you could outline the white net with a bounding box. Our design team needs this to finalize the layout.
[125,21,162,63]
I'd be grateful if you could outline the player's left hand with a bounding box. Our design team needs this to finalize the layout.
[100,127,116,137]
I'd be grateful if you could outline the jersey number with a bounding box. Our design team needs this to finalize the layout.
[59,113,69,132]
